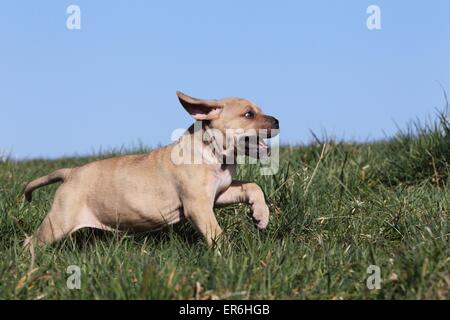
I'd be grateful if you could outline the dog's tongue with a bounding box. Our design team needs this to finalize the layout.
[258,140,268,149]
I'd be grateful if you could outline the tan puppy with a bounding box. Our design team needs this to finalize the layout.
[24,91,279,246]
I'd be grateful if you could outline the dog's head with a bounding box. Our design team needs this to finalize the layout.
[177,91,279,158]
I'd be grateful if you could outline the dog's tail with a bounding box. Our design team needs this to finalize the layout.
[24,168,72,202]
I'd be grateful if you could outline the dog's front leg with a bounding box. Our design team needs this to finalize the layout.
[183,196,222,246]
[214,181,270,229]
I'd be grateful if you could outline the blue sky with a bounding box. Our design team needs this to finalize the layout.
[1,0,449,159]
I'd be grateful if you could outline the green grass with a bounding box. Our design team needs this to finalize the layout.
[0,109,449,300]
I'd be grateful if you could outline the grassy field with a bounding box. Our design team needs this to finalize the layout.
[0,110,449,300]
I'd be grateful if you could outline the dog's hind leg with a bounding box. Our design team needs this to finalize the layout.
[26,186,82,247]
[30,210,74,246]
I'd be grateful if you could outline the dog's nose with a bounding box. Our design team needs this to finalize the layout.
[271,117,279,129]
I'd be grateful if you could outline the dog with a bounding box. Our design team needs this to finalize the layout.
[24,91,279,246]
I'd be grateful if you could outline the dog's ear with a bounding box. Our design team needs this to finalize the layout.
[176,91,223,120]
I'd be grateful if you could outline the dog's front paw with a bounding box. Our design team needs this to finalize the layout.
[252,203,270,229]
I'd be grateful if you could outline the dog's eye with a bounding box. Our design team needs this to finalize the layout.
[244,111,255,118]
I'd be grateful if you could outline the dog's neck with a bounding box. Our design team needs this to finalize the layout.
[176,121,234,169]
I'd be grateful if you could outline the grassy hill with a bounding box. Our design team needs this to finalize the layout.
[0,109,448,299]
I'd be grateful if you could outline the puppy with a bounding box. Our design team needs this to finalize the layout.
[24,91,279,246]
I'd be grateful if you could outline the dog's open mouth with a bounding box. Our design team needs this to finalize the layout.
[234,128,279,159]
[239,135,272,158]
[257,138,269,152]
